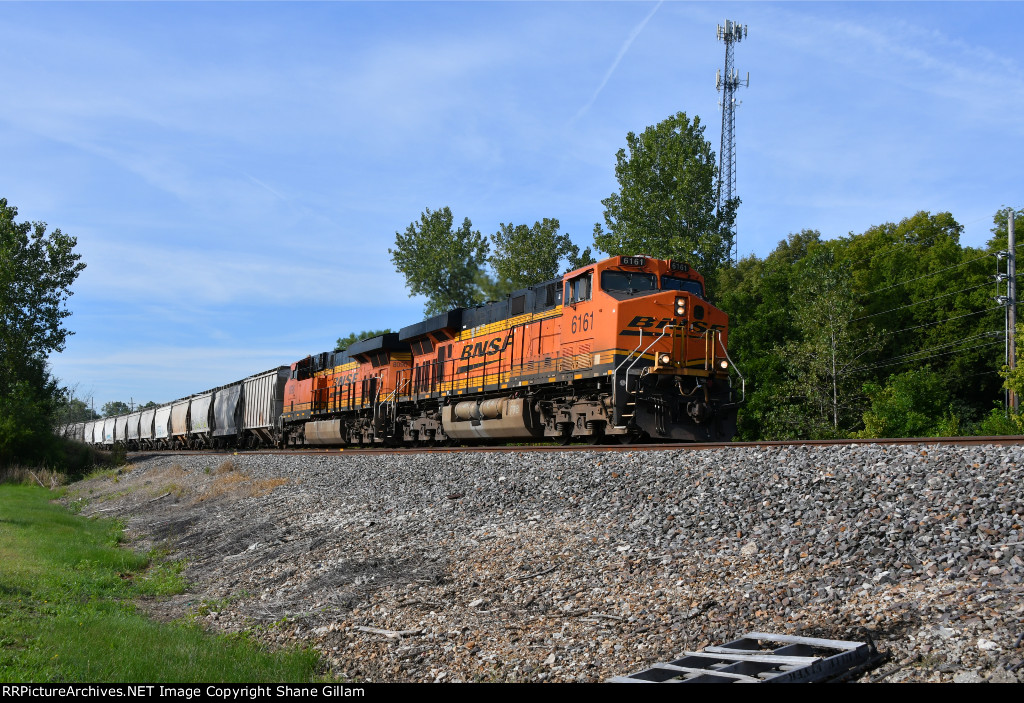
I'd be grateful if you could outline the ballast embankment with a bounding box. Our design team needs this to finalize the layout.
[69,443,1024,683]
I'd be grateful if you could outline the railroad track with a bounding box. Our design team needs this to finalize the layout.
[126,434,1024,459]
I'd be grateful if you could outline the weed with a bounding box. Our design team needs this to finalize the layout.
[198,471,287,502]
[0,466,67,488]
[109,444,128,467]
[191,595,235,618]
[83,467,119,482]
[136,559,188,597]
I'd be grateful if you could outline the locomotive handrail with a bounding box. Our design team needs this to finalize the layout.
[610,328,645,428]
[613,328,644,378]
[716,328,745,404]
[611,325,678,430]
[625,324,679,380]
[381,378,410,407]
[380,377,410,435]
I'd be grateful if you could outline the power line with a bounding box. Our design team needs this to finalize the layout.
[861,242,1024,300]
[852,337,1004,375]
[853,281,992,323]
[871,304,1002,339]
[870,330,1000,367]
[862,251,995,297]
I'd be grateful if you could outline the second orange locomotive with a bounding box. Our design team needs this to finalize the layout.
[281,255,739,445]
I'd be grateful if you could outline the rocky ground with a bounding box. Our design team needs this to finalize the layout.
[64,443,1024,683]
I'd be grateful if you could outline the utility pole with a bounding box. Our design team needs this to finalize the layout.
[997,208,1018,414]
[716,19,748,265]
[1010,209,1017,412]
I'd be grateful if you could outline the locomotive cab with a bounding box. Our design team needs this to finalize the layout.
[558,255,736,442]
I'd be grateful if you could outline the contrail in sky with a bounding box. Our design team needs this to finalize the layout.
[573,0,664,122]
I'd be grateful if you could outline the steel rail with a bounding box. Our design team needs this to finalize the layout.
[126,435,1024,460]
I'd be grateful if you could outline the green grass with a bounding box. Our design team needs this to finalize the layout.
[0,484,322,683]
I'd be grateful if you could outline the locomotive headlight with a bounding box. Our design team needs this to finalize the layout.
[674,297,686,317]
[718,359,729,371]
[659,353,672,365]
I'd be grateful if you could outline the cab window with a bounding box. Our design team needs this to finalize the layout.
[564,271,593,304]
[660,275,705,299]
[601,270,657,298]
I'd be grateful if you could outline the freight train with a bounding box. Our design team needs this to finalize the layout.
[61,255,741,448]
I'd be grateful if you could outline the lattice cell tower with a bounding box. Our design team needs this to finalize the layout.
[716,20,748,264]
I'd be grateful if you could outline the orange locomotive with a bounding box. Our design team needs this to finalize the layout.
[281,255,739,445]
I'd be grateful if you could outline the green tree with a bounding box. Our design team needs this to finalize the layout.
[985,206,1024,252]
[1,198,85,366]
[336,329,393,351]
[718,209,1005,440]
[716,230,821,439]
[857,369,958,438]
[55,396,100,424]
[101,401,131,417]
[0,358,61,464]
[390,207,490,315]
[0,198,85,465]
[773,246,876,438]
[592,112,737,291]
[489,218,593,293]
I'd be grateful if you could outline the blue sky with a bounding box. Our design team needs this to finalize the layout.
[3,1,1021,410]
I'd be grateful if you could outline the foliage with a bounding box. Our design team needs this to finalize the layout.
[856,369,957,438]
[985,206,1024,252]
[0,359,61,466]
[55,396,100,423]
[0,199,85,467]
[972,405,1020,436]
[390,206,490,315]
[0,198,86,363]
[719,210,1006,440]
[335,329,393,351]
[780,246,876,436]
[490,218,594,295]
[592,112,737,292]
[101,400,132,417]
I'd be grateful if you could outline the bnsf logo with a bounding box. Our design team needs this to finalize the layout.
[626,315,680,329]
[624,315,725,334]
[332,371,360,387]
[460,331,515,360]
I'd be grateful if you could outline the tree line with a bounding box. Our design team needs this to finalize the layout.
[718,209,1021,439]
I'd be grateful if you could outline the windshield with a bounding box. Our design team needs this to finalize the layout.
[601,271,657,298]
[660,275,705,298]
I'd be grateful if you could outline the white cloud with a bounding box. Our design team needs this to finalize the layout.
[75,236,411,307]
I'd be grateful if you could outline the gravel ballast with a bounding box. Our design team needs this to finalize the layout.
[67,443,1024,683]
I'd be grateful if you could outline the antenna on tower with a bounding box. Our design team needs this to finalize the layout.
[716,19,748,265]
